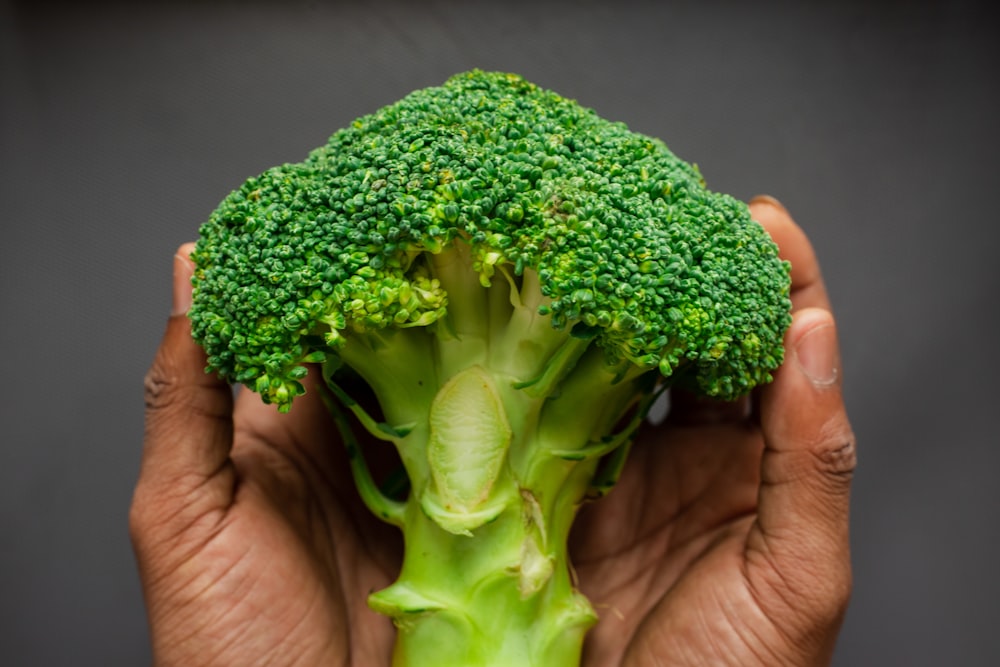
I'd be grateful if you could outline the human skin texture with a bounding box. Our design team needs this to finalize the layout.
[132,195,854,666]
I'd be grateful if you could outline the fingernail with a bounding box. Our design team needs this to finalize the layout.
[749,194,788,213]
[172,253,193,316]
[795,323,839,387]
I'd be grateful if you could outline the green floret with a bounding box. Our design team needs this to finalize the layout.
[189,70,791,667]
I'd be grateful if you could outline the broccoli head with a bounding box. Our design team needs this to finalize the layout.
[189,70,791,667]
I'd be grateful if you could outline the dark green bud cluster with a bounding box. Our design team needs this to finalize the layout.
[190,70,791,408]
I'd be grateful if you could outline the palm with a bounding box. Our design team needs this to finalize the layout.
[229,402,766,667]
[573,407,774,665]
[228,393,769,667]
[569,198,851,666]
[135,375,402,667]
[218,388,403,666]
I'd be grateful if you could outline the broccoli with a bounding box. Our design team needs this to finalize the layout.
[189,70,792,666]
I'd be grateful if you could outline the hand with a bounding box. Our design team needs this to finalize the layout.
[131,244,401,666]
[571,196,856,666]
[133,197,853,667]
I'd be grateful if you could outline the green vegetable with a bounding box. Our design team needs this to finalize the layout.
[189,70,792,666]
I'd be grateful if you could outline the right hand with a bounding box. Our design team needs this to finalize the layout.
[573,196,856,666]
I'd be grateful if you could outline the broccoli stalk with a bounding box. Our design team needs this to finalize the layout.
[189,70,792,666]
[322,242,655,664]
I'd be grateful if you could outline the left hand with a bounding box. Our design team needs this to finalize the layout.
[131,244,401,667]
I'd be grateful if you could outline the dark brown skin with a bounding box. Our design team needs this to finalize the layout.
[573,196,855,666]
[131,195,855,666]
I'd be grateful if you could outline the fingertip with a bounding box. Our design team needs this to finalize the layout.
[151,241,226,417]
[749,194,806,261]
[749,194,789,216]
[176,241,197,258]
[787,308,841,389]
[763,307,843,415]
[748,195,830,312]
[748,195,793,241]
[172,243,197,317]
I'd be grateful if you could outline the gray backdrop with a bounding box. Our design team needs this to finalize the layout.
[2,0,997,664]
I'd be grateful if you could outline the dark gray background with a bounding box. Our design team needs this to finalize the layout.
[1,0,997,664]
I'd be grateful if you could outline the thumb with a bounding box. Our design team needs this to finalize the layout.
[748,307,856,615]
[137,244,234,497]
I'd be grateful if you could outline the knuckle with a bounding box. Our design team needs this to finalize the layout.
[143,366,167,411]
[143,354,176,412]
[811,423,857,485]
[143,350,191,416]
[143,317,195,414]
[814,438,857,479]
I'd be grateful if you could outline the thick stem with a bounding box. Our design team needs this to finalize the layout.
[370,478,597,667]
[321,243,660,666]
[359,361,647,666]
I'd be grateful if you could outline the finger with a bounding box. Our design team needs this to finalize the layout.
[747,307,855,608]
[139,244,234,492]
[749,195,832,312]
